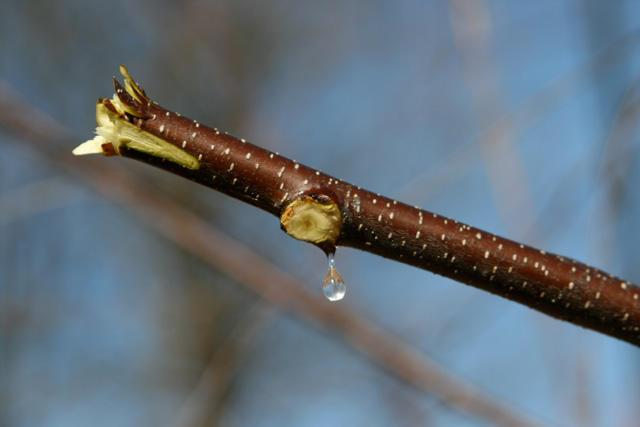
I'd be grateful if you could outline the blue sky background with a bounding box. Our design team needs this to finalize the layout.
[1,1,639,426]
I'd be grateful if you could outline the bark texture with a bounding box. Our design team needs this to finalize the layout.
[76,68,640,347]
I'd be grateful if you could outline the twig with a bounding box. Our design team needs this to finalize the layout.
[0,177,80,226]
[73,67,640,347]
[0,80,541,427]
[173,303,274,427]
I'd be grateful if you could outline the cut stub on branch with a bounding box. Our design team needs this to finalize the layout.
[74,66,640,346]
[280,195,342,254]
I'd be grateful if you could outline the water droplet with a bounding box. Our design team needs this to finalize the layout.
[323,253,346,301]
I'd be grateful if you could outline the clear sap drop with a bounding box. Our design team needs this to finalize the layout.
[322,253,346,302]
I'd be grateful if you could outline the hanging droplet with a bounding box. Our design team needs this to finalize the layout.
[322,253,346,301]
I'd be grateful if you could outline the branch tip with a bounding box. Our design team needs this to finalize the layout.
[118,64,148,103]
[72,136,107,156]
[74,67,199,169]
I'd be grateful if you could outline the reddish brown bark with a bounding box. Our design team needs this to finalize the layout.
[0,80,541,427]
[96,74,640,347]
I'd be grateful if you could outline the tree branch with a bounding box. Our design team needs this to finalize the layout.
[0,79,541,427]
[74,66,640,347]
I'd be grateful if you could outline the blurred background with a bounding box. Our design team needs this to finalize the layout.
[1,1,640,426]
